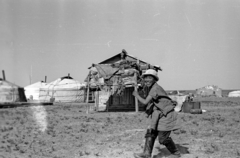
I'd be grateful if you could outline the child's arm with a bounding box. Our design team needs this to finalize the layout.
[132,91,152,105]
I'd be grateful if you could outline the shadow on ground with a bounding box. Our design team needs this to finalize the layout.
[153,144,190,158]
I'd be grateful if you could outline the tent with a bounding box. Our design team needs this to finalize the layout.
[39,77,85,103]
[24,81,47,101]
[228,90,240,97]
[196,85,222,97]
[0,79,27,103]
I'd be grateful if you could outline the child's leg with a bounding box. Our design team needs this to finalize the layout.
[149,110,161,130]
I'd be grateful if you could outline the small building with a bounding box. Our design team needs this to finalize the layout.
[85,49,162,112]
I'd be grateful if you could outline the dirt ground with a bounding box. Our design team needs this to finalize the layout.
[1,100,240,158]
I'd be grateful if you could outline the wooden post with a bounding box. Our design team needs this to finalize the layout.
[95,90,99,111]
[134,72,138,112]
[86,73,90,114]
[94,91,96,111]
[94,90,99,112]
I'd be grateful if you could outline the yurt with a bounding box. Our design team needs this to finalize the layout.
[39,76,85,103]
[196,85,222,97]
[24,81,47,101]
[228,90,240,97]
[0,79,27,103]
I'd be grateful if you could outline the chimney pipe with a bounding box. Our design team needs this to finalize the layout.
[2,70,5,80]
[68,73,70,78]
[45,76,47,83]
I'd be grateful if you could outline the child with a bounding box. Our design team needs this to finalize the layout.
[147,97,177,131]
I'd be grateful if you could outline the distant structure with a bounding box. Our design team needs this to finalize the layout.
[196,85,222,97]
[228,90,240,97]
[0,79,27,102]
[24,81,47,101]
[39,76,85,103]
[0,70,27,103]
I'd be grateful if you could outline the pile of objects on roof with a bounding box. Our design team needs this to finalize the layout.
[86,49,161,95]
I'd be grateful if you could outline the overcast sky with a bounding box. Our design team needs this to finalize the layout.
[1,0,240,90]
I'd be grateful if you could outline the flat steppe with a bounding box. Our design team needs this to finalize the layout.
[1,97,240,158]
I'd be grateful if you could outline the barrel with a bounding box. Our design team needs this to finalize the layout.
[193,101,201,109]
[182,101,194,113]
[182,101,201,113]
[190,109,203,114]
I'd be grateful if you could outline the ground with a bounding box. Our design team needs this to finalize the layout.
[1,99,240,158]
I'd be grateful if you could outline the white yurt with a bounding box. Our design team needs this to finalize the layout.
[39,76,86,103]
[228,90,240,97]
[24,81,47,101]
[0,79,27,103]
[196,85,222,97]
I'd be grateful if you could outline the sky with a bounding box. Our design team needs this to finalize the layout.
[0,0,240,90]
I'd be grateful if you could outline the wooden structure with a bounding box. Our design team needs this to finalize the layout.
[85,49,162,112]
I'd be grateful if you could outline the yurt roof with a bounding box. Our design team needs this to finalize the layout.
[229,90,240,94]
[24,81,47,89]
[41,77,85,89]
[0,79,22,88]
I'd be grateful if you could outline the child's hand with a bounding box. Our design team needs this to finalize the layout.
[132,91,138,97]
